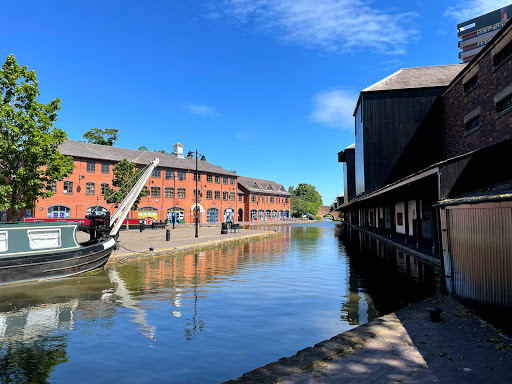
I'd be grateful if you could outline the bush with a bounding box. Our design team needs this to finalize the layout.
[305,213,316,220]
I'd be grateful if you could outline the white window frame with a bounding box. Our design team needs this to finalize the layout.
[0,231,8,252]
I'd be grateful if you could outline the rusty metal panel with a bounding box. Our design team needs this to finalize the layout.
[447,206,512,307]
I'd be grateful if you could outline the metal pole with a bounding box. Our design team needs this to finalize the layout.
[195,149,198,238]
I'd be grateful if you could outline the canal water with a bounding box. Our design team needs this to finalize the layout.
[0,222,438,383]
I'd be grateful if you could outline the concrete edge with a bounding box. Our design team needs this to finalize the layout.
[107,231,281,265]
[223,313,400,384]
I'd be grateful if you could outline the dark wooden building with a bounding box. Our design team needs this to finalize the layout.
[337,143,355,205]
[353,65,465,197]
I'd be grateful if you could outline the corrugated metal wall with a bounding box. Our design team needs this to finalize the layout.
[443,205,512,307]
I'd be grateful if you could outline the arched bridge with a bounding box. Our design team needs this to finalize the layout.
[317,206,342,220]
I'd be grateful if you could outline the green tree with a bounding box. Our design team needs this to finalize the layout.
[138,146,148,151]
[104,158,148,212]
[0,54,75,221]
[83,128,119,146]
[289,183,323,218]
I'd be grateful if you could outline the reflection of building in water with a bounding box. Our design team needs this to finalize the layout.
[143,229,292,291]
[338,225,437,319]
[137,229,292,339]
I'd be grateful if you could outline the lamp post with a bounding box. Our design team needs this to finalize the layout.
[189,149,204,238]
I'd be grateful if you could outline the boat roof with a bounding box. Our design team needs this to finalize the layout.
[0,221,81,228]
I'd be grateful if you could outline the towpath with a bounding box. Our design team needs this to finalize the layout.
[78,224,280,264]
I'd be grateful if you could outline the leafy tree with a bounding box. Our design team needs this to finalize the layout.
[103,158,148,212]
[154,149,167,154]
[0,54,75,221]
[289,183,323,218]
[83,128,119,146]
[138,146,148,151]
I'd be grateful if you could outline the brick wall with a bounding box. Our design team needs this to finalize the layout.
[443,33,512,159]
[35,158,241,224]
[241,190,290,222]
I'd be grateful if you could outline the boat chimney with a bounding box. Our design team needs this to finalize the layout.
[173,142,184,159]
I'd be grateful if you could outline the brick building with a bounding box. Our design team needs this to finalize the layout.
[30,140,290,224]
[237,176,291,221]
[444,19,512,159]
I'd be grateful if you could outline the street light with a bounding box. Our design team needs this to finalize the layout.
[189,149,204,238]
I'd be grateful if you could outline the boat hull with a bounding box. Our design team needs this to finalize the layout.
[0,238,115,286]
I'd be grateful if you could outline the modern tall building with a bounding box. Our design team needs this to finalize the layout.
[458,4,512,63]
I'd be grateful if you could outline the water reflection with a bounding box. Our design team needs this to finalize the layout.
[0,222,438,384]
[0,273,113,383]
[338,224,438,319]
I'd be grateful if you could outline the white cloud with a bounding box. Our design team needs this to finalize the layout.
[309,90,357,129]
[186,104,222,117]
[444,0,509,22]
[209,0,419,54]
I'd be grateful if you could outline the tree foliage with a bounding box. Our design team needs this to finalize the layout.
[289,183,323,218]
[0,54,75,220]
[83,128,119,146]
[103,158,148,211]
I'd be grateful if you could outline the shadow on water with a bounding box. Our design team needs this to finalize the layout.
[336,223,439,321]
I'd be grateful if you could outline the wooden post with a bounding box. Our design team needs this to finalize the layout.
[404,200,409,244]
[416,199,423,248]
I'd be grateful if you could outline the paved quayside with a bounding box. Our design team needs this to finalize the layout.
[224,295,512,383]
[80,225,280,264]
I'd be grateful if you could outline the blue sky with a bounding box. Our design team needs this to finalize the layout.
[1,0,508,205]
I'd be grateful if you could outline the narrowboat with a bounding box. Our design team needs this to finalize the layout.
[0,158,159,286]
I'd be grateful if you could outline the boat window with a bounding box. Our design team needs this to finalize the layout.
[27,229,61,250]
[0,231,7,252]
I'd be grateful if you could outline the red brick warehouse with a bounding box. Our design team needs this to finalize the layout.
[31,141,290,224]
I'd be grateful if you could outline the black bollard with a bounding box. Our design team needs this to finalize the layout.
[166,229,170,241]
[140,221,144,232]
[427,307,443,322]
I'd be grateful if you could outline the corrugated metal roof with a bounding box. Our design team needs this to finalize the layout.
[362,64,466,92]
[59,140,237,176]
[435,180,512,207]
[238,176,291,196]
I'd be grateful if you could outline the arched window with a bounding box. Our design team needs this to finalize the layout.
[87,206,108,216]
[258,210,264,220]
[251,209,257,220]
[284,210,290,218]
[48,205,71,218]
[278,210,284,218]
[138,207,158,221]
[272,210,277,219]
[266,210,271,219]
[167,207,184,223]
[207,208,219,223]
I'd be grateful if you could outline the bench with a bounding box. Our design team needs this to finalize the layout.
[230,223,240,233]
[151,221,166,229]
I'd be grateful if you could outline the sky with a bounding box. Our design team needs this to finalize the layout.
[1,0,509,205]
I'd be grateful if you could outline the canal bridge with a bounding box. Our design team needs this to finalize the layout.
[317,205,342,220]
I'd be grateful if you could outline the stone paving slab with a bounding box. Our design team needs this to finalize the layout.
[76,225,281,264]
[223,295,512,384]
